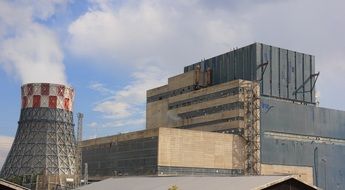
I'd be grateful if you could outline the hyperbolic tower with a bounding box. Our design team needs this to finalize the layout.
[0,83,77,189]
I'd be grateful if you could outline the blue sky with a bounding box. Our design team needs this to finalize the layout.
[1,0,345,167]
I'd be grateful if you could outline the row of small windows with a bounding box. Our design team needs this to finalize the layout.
[178,102,244,119]
[84,140,157,150]
[215,128,244,135]
[168,87,240,110]
[178,116,244,130]
[147,85,195,103]
[158,166,244,175]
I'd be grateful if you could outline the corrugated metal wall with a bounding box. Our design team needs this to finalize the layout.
[261,97,345,189]
[82,137,158,177]
[184,43,316,104]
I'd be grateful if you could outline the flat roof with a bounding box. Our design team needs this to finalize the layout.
[76,175,317,190]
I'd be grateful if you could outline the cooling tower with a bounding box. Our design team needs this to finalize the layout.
[0,83,77,189]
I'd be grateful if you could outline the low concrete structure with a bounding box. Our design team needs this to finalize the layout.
[82,127,244,180]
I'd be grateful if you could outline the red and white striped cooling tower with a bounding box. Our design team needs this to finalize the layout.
[0,83,77,189]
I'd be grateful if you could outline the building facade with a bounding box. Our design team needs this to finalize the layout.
[82,43,344,189]
[82,128,245,179]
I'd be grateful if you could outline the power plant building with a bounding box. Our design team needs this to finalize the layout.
[2,43,344,190]
[80,43,345,190]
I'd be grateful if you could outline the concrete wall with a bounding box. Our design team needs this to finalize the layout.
[82,128,245,178]
[147,79,246,133]
[158,128,244,170]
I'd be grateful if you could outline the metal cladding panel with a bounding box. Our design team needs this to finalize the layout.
[250,44,257,81]
[212,57,219,84]
[220,54,226,83]
[288,51,296,99]
[261,138,345,189]
[246,45,255,81]
[304,54,312,102]
[279,49,288,99]
[260,97,345,189]
[228,51,235,81]
[261,97,345,138]
[183,44,257,85]
[256,44,262,92]
[183,43,315,103]
[311,56,316,103]
[271,47,279,97]
[261,44,271,96]
[215,57,220,84]
[242,47,247,80]
[295,53,304,101]
[224,53,230,81]
[235,49,242,80]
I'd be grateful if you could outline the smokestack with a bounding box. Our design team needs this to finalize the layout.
[0,83,77,189]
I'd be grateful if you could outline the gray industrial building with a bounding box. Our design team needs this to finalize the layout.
[184,43,317,104]
[184,43,345,189]
[81,43,345,190]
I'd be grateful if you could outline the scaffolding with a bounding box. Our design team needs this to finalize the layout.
[76,113,84,186]
[241,81,261,175]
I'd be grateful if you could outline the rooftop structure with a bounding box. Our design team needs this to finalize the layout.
[184,43,318,104]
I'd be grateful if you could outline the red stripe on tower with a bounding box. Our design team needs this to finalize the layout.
[20,83,74,111]
[41,83,50,95]
[33,95,41,108]
[64,98,70,110]
[49,96,57,109]
[22,96,27,108]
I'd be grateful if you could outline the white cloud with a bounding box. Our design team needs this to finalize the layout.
[67,0,250,72]
[94,101,131,119]
[0,136,14,169]
[89,66,166,131]
[89,81,115,95]
[91,66,166,116]
[0,0,68,84]
[69,0,345,113]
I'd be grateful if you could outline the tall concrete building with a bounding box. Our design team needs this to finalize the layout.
[81,43,345,190]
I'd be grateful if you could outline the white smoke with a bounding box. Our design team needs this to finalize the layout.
[0,0,68,85]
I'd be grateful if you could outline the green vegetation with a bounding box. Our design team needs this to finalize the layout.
[168,185,179,190]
